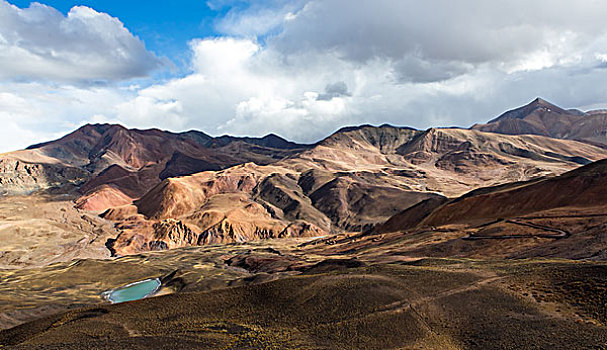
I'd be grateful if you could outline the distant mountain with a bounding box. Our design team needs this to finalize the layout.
[25,123,306,171]
[207,133,304,149]
[102,124,607,255]
[0,123,308,201]
[372,158,607,260]
[377,158,607,233]
[471,97,607,147]
[2,109,607,254]
[290,125,605,196]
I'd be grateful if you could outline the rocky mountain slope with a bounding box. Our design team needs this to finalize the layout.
[0,193,118,269]
[0,123,308,201]
[104,124,607,254]
[2,100,607,255]
[472,97,607,147]
[377,158,607,233]
[358,158,607,261]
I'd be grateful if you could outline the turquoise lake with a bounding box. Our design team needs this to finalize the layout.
[103,278,161,303]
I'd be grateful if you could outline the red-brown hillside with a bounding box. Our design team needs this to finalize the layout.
[472,98,607,147]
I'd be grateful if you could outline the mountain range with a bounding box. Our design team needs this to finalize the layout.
[2,98,607,348]
[1,98,606,256]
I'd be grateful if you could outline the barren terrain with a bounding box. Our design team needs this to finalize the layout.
[1,99,607,348]
[0,191,117,269]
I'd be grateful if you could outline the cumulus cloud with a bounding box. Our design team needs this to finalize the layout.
[317,82,351,101]
[106,0,607,143]
[112,38,359,141]
[0,1,162,83]
[270,0,607,78]
[0,81,132,151]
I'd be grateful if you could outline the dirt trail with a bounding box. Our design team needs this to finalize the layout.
[464,219,570,240]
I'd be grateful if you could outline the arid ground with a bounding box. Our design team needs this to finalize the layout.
[1,98,607,349]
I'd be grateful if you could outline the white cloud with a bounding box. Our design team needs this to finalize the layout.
[110,38,369,141]
[191,37,259,73]
[4,0,607,152]
[268,0,607,80]
[106,29,607,143]
[0,1,162,83]
[104,10,607,143]
[0,82,131,152]
[209,0,306,38]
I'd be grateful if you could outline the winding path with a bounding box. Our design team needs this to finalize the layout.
[463,219,570,240]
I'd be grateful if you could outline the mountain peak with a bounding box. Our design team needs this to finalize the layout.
[469,98,607,144]
[260,133,285,141]
[528,97,562,110]
[486,97,572,124]
[526,97,568,113]
[77,123,127,134]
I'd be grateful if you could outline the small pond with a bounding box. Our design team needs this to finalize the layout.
[102,278,161,304]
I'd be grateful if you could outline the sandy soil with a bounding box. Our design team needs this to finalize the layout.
[0,193,117,269]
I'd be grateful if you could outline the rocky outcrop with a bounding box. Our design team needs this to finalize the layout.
[254,173,332,232]
[75,185,133,211]
[107,190,327,254]
[0,158,88,195]
[152,219,199,248]
[196,218,287,245]
[310,177,442,232]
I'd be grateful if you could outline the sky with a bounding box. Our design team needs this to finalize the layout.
[2,1,607,152]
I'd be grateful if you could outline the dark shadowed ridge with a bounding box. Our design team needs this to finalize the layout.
[208,133,309,149]
[27,123,308,151]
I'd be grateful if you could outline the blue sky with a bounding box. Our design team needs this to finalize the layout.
[8,1,227,69]
[2,0,607,152]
